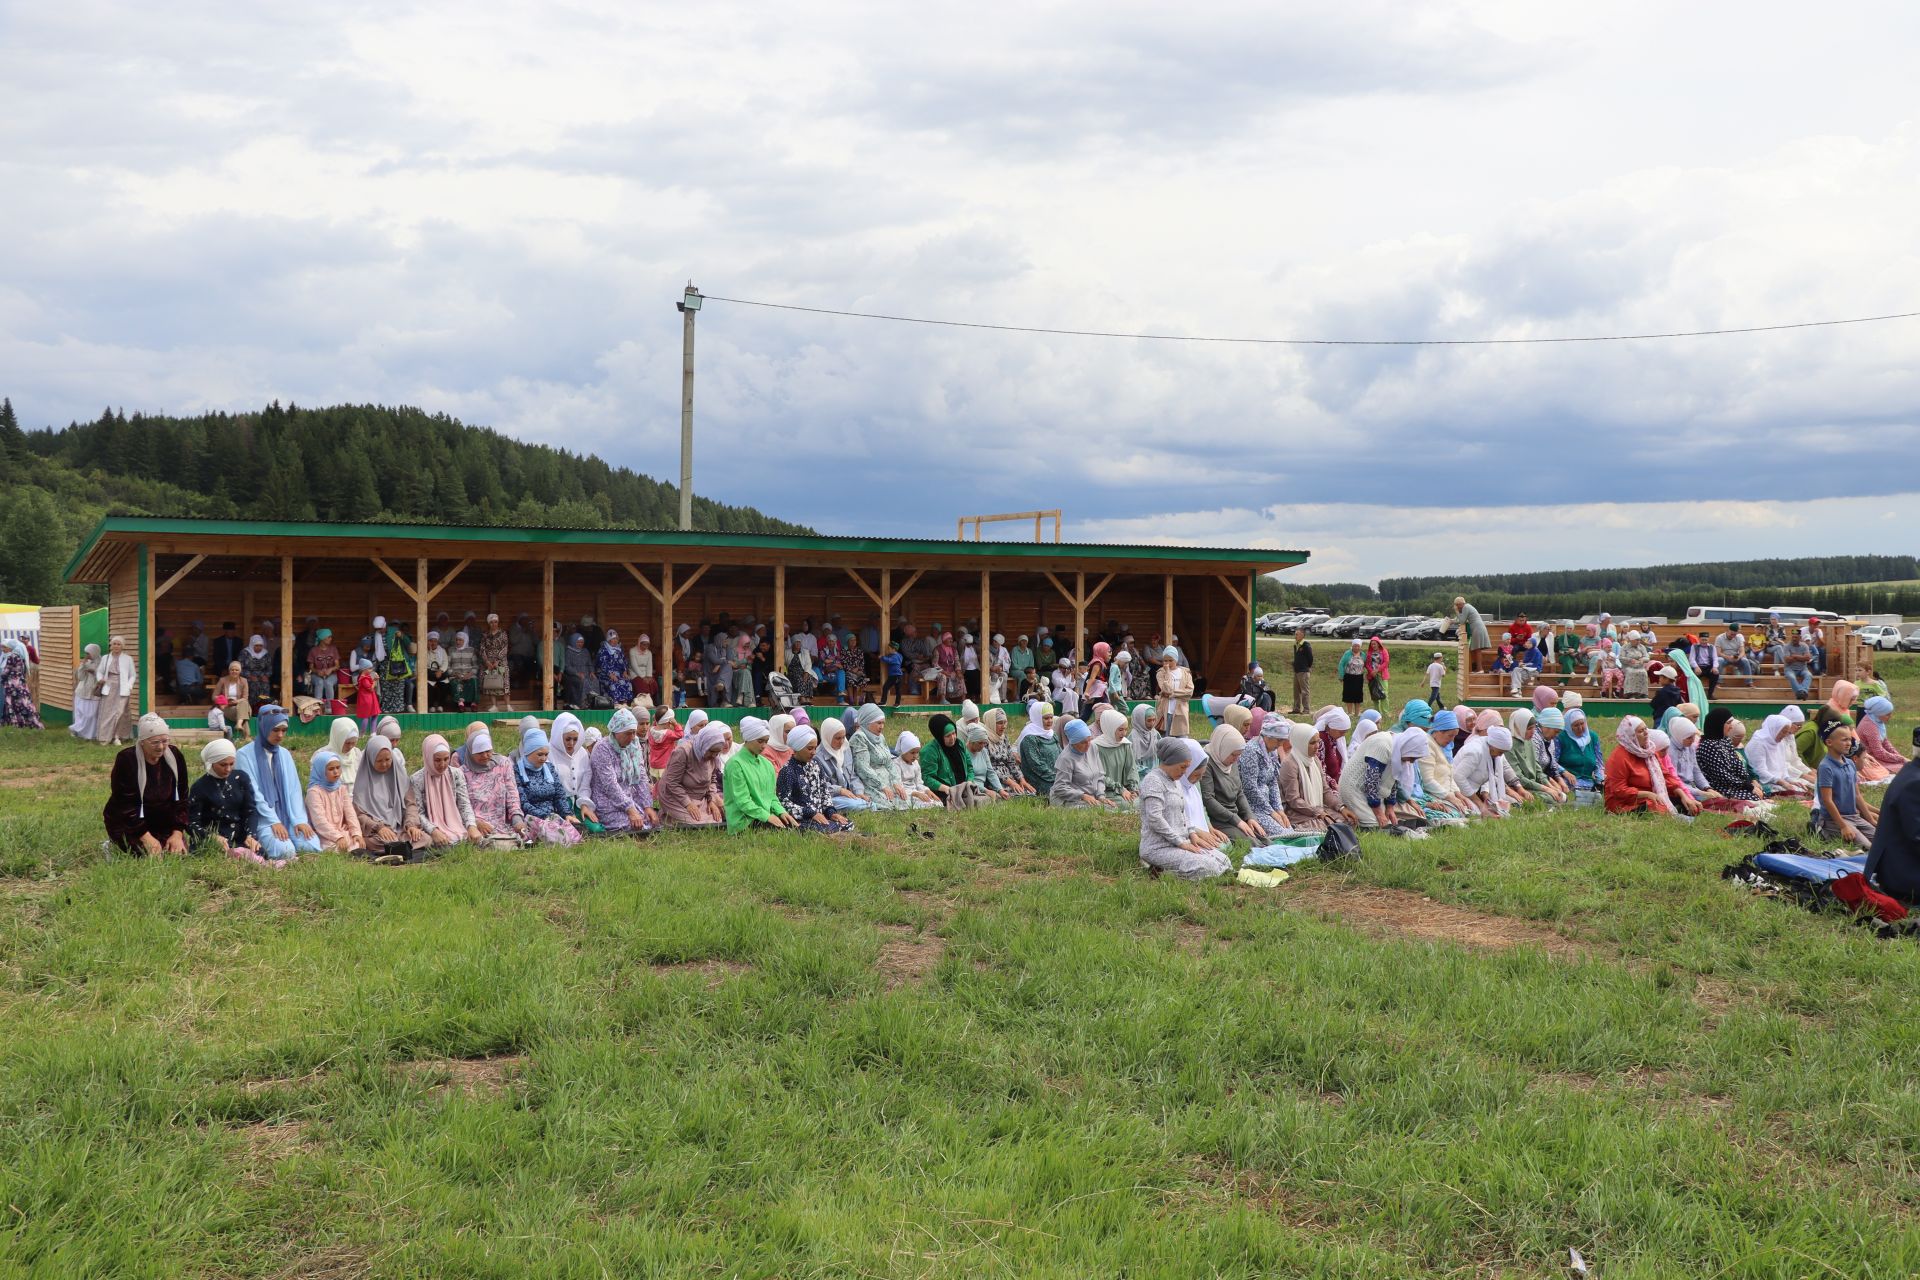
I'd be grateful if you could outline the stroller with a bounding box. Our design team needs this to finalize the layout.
[767,669,799,712]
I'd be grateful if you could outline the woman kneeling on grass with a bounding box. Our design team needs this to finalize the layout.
[353,735,426,854]
[1199,725,1277,845]
[103,714,191,855]
[983,708,1037,796]
[514,729,585,846]
[190,738,278,867]
[593,709,664,834]
[776,726,854,835]
[305,749,368,854]
[922,714,998,809]
[412,734,479,846]
[1138,736,1233,880]
[1604,717,1694,816]
[724,717,797,832]
[1017,702,1062,793]
[1050,718,1116,809]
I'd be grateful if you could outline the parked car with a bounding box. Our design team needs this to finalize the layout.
[1856,624,1906,651]
[1311,614,1361,637]
[1901,626,1920,653]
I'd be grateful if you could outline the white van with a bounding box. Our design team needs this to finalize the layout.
[1681,605,1842,631]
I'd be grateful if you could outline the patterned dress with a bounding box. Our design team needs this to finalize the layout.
[597,644,633,704]
[461,759,527,846]
[985,736,1026,787]
[514,758,583,845]
[1,651,43,729]
[241,648,274,706]
[777,756,850,832]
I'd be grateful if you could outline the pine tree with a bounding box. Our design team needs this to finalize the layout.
[0,397,24,462]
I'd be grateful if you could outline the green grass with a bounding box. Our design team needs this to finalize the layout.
[3,666,1920,1277]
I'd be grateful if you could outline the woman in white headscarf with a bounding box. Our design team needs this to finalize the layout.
[812,716,872,812]
[93,635,139,744]
[1746,709,1813,795]
[1137,736,1233,880]
[1279,721,1341,831]
[1338,729,1399,828]
[1156,647,1194,738]
[69,643,102,740]
[1091,709,1140,807]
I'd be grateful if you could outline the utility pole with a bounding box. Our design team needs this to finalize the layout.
[676,283,702,530]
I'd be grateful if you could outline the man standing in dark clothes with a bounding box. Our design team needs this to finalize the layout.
[212,622,244,673]
[1864,730,1920,902]
[1290,628,1314,714]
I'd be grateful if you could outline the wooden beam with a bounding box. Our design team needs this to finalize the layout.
[1215,573,1250,615]
[1074,571,1086,667]
[880,568,891,661]
[979,569,991,705]
[542,558,555,711]
[843,568,886,612]
[280,556,294,704]
[774,562,786,664]
[661,563,674,701]
[1042,570,1077,607]
[669,563,709,605]
[423,558,472,603]
[371,555,419,601]
[886,568,926,607]
[415,557,429,713]
[151,553,206,602]
[1164,575,1175,651]
[143,545,155,717]
[622,562,665,603]
[1082,572,1116,608]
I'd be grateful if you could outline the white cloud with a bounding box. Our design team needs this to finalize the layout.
[2,0,1918,580]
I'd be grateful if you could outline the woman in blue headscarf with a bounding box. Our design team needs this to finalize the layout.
[514,727,585,845]
[232,704,323,860]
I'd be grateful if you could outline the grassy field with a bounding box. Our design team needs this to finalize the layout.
[3,662,1920,1277]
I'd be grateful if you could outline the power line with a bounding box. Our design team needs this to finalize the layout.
[703,296,1920,347]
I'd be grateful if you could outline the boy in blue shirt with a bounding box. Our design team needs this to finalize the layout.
[1814,722,1878,848]
[880,643,906,706]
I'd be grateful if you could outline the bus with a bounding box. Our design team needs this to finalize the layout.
[1680,605,1844,630]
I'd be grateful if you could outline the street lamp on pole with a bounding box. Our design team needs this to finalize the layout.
[676,282,703,530]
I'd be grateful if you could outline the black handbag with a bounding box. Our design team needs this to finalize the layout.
[1319,821,1361,860]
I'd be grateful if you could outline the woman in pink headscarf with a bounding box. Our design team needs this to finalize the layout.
[1604,716,1680,816]
[1531,684,1559,713]
[935,632,964,702]
[1084,641,1112,707]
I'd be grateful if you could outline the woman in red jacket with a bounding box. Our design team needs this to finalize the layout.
[1604,716,1680,816]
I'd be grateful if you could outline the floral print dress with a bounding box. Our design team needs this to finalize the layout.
[597,644,633,704]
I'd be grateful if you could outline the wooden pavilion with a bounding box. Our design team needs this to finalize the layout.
[57,516,1309,727]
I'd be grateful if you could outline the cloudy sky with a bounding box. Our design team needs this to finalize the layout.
[4,1,1917,582]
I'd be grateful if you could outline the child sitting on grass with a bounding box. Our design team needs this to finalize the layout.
[1814,722,1878,848]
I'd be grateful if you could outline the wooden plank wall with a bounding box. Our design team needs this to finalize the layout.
[143,565,1252,692]
[35,606,79,713]
[108,561,140,660]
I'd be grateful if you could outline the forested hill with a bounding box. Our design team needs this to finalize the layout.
[1379,556,1918,602]
[0,398,810,607]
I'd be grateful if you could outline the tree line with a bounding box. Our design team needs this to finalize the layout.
[0,398,811,609]
[1378,555,1917,602]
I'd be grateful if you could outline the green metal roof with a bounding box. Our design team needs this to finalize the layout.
[66,515,1309,582]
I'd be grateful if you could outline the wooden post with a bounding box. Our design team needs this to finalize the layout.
[279,556,294,704]
[880,568,892,661]
[143,545,155,716]
[1163,575,1174,653]
[415,557,428,713]
[1033,513,1042,542]
[1074,571,1086,666]
[979,569,992,704]
[541,559,555,711]
[774,562,786,663]
[661,563,674,702]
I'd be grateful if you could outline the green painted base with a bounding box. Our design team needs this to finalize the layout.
[157,700,1216,736]
[36,705,74,727]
